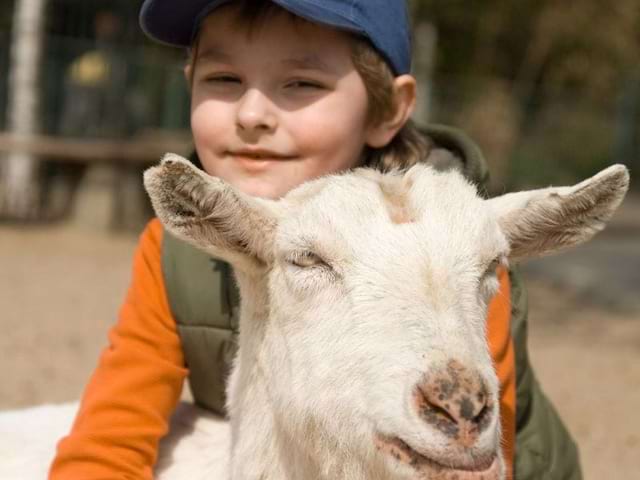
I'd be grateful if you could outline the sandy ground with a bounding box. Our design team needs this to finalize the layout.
[1,195,639,478]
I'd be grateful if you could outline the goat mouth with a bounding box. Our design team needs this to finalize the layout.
[375,434,499,478]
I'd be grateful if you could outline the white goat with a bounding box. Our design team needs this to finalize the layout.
[0,156,628,480]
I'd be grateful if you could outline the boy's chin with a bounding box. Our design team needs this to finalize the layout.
[229,176,292,200]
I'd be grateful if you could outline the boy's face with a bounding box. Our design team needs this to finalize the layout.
[188,7,378,199]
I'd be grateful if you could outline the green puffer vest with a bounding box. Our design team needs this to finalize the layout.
[161,124,582,479]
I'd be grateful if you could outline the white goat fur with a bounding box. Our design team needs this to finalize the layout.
[0,158,628,480]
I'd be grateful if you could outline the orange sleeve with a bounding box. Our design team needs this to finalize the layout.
[487,267,516,480]
[49,219,188,480]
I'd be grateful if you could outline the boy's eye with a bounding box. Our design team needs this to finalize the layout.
[285,80,324,90]
[205,75,241,84]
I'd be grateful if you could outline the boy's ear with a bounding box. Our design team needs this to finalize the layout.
[365,74,417,148]
[487,165,629,262]
[144,154,280,271]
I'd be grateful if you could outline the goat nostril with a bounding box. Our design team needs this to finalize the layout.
[416,386,456,421]
[476,404,490,425]
[459,395,483,422]
[427,402,457,425]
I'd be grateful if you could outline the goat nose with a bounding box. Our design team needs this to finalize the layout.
[413,360,493,446]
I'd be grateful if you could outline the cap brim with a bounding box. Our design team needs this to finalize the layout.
[140,0,363,48]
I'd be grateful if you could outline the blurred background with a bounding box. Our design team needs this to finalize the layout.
[0,0,638,478]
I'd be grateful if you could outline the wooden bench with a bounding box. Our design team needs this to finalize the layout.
[0,132,192,164]
[0,131,192,228]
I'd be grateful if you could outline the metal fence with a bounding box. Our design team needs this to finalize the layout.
[0,0,191,139]
[38,33,190,137]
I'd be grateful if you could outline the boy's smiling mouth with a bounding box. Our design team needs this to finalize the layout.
[227,148,298,172]
[229,148,295,161]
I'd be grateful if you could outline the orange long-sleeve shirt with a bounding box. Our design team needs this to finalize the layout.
[49,218,516,479]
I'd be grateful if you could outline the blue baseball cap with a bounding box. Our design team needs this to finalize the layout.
[139,0,412,75]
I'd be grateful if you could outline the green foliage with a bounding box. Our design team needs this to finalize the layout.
[510,102,616,188]
[410,0,640,186]
[0,0,14,32]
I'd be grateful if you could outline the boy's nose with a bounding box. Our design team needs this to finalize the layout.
[236,88,277,133]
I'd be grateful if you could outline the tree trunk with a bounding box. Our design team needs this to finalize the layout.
[0,0,47,219]
[412,21,438,124]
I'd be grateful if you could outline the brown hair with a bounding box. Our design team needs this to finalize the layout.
[187,0,430,172]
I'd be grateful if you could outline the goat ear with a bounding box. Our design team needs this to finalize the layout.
[144,153,278,268]
[487,165,629,261]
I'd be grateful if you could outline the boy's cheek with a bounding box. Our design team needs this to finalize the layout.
[191,102,222,131]
[191,107,231,150]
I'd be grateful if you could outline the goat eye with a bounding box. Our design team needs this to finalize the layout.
[289,251,325,268]
[479,258,502,299]
[487,258,500,275]
[484,258,501,276]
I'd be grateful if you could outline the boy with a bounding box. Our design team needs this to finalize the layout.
[50,1,581,478]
